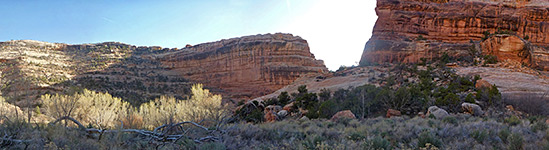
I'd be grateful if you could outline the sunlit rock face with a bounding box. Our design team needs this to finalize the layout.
[158,33,328,99]
[0,33,327,107]
[360,0,549,70]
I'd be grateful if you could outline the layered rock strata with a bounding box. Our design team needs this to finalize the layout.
[360,0,549,70]
[157,33,327,99]
[0,33,327,106]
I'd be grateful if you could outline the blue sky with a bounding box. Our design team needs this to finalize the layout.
[0,0,377,70]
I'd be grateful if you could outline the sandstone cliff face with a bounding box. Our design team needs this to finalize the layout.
[360,0,549,70]
[157,33,327,99]
[0,33,327,106]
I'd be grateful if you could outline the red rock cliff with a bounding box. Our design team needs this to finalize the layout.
[360,0,549,70]
[158,33,328,99]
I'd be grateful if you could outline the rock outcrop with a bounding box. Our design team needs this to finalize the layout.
[330,110,357,121]
[158,33,327,99]
[360,0,549,70]
[0,33,327,106]
[386,109,402,118]
[461,102,484,116]
[427,106,449,119]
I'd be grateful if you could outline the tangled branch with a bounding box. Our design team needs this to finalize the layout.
[46,116,219,143]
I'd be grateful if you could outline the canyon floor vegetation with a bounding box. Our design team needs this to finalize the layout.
[1,60,548,149]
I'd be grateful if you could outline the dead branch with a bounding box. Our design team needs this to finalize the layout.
[154,121,209,133]
[48,116,221,143]
[48,116,85,129]
[0,137,33,144]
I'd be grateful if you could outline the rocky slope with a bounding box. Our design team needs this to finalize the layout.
[360,0,549,70]
[0,33,327,106]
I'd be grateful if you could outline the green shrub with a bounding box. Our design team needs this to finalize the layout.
[531,121,548,132]
[418,131,442,148]
[199,142,226,150]
[347,132,367,141]
[364,136,392,150]
[417,35,427,41]
[465,93,475,103]
[470,130,488,143]
[499,128,511,143]
[302,135,327,150]
[508,133,524,150]
[277,91,290,106]
[483,55,498,65]
[476,85,502,107]
[442,116,458,126]
[318,100,338,119]
[504,116,521,126]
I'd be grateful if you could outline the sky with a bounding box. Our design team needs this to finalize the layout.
[0,0,378,70]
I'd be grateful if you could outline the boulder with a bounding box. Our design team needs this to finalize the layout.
[461,103,484,116]
[330,110,356,122]
[426,106,449,119]
[475,79,492,89]
[386,109,402,118]
[264,105,282,122]
[277,110,288,117]
[506,105,515,111]
[418,112,426,118]
[283,102,295,112]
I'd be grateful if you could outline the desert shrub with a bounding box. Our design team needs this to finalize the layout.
[77,90,130,129]
[347,132,367,141]
[440,52,451,64]
[418,131,442,148]
[42,94,79,121]
[302,135,327,150]
[318,100,338,119]
[42,89,130,128]
[483,55,498,65]
[0,96,25,122]
[121,108,144,129]
[435,93,460,112]
[508,133,524,150]
[199,142,226,150]
[364,136,392,150]
[139,84,228,129]
[470,130,488,143]
[442,116,458,126]
[277,91,290,106]
[504,116,521,126]
[465,93,475,103]
[417,35,427,41]
[499,128,511,143]
[476,85,502,107]
[531,121,548,132]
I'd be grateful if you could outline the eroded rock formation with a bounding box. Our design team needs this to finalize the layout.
[158,33,327,99]
[0,33,327,106]
[360,0,549,70]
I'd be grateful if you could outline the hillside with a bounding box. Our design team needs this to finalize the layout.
[0,33,327,107]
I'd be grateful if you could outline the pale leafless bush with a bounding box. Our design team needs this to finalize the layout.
[42,89,130,128]
[139,84,229,129]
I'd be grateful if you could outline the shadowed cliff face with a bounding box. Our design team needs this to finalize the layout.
[0,33,327,106]
[360,0,549,70]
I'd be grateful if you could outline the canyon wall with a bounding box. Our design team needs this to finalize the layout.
[157,33,328,99]
[360,0,549,70]
[0,33,327,106]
